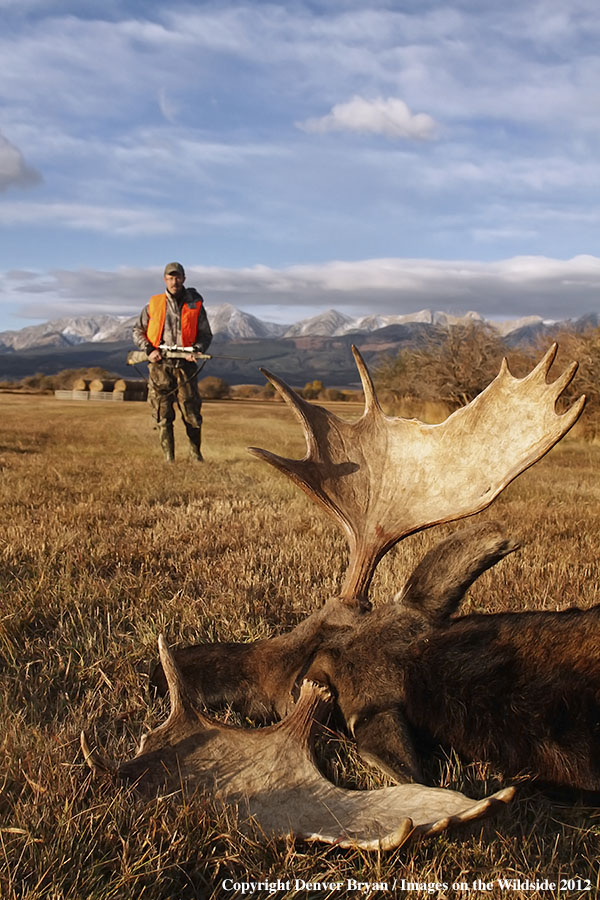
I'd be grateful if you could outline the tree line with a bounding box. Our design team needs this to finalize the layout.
[0,368,361,403]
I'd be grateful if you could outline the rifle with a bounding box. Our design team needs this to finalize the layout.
[127,345,252,365]
[126,344,254,401]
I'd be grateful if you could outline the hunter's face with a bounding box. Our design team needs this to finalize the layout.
[164,272,185,296]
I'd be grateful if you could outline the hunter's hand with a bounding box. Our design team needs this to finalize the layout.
[148,348,162,362]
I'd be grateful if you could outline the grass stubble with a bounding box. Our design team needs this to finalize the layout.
[0,394,599,900]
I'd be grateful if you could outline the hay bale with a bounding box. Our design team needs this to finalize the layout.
[72,378,89,391]
[113,378,146,393]
[113,377,148,402]
[89,379,115,392]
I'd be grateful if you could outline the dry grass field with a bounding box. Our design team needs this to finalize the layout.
[1,392,599,900]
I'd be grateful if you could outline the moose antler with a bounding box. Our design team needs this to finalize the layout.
[250,344,584,607]
[83,635,514,849]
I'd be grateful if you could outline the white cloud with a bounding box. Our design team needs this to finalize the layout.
[0,132,41,190]
[0,195,261,237]
[3,256,599,326]
[299,96,437,140]
[0,201,173,235]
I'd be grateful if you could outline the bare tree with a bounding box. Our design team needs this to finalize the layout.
[376,323,533,409]
[197,375,230,399]
[538,327,600,427]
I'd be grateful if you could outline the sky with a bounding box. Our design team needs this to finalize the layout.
[1,0,600,332]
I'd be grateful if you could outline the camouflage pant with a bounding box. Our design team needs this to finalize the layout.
[147,361,203,427]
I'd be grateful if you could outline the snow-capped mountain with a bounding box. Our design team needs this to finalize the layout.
[281,308,489,338]
[283,309,355,337]
[0,306,591,353]
[0,315,137,351]
[0,305,286,351]
[208,304,287,339]
[492,315,545,337]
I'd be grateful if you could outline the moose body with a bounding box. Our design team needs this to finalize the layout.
[402,606,600,789]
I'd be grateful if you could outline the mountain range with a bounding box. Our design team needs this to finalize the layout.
[0,305,597,387]
[0,305,554,351]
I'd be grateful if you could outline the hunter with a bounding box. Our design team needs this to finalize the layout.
[133,262,212,462]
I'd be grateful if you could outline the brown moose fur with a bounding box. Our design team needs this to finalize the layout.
[152,521,600,791]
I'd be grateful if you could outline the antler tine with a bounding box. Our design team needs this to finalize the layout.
[548,359,579,397]
[249,367,364,543]
[562,392,586,425]
[272,680,333,749]
[533,341,558,377]
[135,637,212,758]
[522,343,579,397]
[258,367,321,456]
[82,637,206,779]
[492,349,583,422]
[351,345,380,413]
[259,349,380,417]
[158,633,201,720]
[419,787,516,837]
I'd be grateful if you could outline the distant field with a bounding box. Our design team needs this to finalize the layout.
[1,394,599,899]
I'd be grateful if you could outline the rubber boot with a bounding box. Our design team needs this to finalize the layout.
[185,424,203,462]
[158,422,175,462]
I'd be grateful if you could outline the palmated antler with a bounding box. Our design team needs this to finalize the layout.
[250,344,584,607]
[83,636,514,849]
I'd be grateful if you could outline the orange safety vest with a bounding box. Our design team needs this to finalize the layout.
[146,293,203,348]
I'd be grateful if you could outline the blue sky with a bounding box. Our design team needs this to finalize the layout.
[1,0,599,331]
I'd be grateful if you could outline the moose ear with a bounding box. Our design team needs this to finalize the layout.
[395,521,520,622]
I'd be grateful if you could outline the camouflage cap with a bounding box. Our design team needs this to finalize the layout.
[164,262,185,277]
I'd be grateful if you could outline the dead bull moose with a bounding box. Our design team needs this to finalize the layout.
[85,344,598,847]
